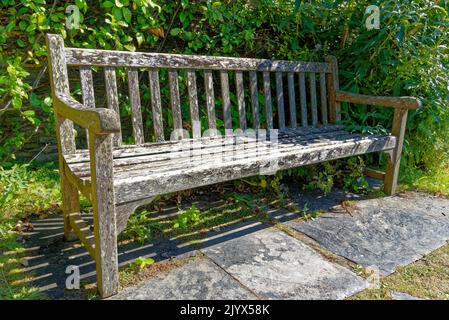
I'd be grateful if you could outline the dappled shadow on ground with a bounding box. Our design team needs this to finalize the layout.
[14,180,378,299]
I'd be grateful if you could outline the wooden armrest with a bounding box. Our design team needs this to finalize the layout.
[54,93,120,134]
[336,91,422,110]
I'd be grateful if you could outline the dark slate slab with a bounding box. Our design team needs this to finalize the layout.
[289,192,449,275]
[202,227,368,300]
[110,258,257,300]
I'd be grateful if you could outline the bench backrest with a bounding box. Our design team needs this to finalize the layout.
[46,34,341,151]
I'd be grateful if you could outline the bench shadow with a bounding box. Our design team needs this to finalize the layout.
[18,178,382,299]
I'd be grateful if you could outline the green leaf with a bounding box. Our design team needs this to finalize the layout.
[102,1,114,8]
[122,7,132,23]
[12,96,22,109]
[170,28,181,36]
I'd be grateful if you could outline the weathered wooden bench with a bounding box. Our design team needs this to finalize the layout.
[46,33,421,297]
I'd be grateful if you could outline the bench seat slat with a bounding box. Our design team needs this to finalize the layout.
[70,133,372,178]
[65,126,347,163]
[64,127,396,205]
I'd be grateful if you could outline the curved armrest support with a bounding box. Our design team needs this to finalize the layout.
[336,91,422,110]
[54,93,121,134]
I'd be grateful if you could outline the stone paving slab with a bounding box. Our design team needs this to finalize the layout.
[202,226,368,300]
[110,258,257,300]
[289,192,449,275]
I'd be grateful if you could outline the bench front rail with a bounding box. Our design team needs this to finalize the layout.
[46,34,421,297]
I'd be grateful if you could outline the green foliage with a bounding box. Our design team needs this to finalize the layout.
[129,256,155,271]
[0,0,447,188]
[121,209,162,244]
[173,204,202,229]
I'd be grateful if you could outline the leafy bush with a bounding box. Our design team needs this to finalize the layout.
[0,0,448,186]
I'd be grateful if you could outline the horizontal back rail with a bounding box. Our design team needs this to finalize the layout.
[65,48,331,73]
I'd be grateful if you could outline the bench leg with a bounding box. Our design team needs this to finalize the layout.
[61,173,79,241]
[384,108,408,195]
[89,133,119,298]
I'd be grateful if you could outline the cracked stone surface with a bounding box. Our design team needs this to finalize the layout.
[202,226,368,300]
[110,258,257,300]
[289,192,449,275]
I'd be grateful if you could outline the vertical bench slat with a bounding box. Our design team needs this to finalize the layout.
[220,70,232,132]
[287,72,297,128]
[320,72,328,125]
[263,72,273,130]
[127,68,144,145]
[275,72,285,129]
[204,70,217,134]
[235,71,246,131]
[168,70,183,139]
[80,66,95,145]
[80,67,96,109]
[309,73,318,127]
[299,72,308,127]
[104,67,122,147]
[249,71,260,129]
[148,69,165,141]
[187,70,201,139]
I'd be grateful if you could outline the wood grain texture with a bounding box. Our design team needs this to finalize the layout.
[287,72,297,128]
[104,67,122,147]
[127,68,144,145]
[299,72,308,127]
[319,72,328,125]
[110,135,396,204]
[249,71,260,129]
[89,133,118,298]
[384,108,409,195]
[187,71,201,139]
[275,72,285,129]
[60,173,80,241]
[336,91,422,110]
[235,71,246,130]
[168,69,183,139]
[309,73,318,127]
[220,70,232,132]
[263,72,273,129]
[80,67,95,108]
[54,94,120,134]
[66,47,331,72]
[148,69,164,141]
[204,70,217,134]
[68,212,96,258]
[46,34,76,155]
[325,56,341,123]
